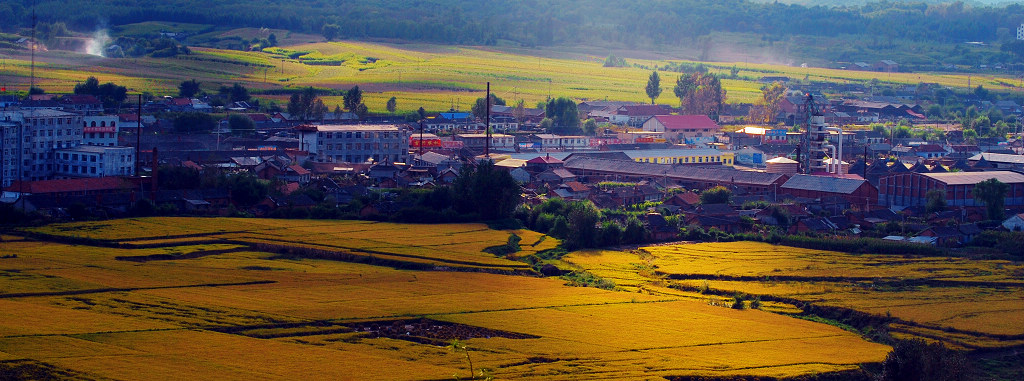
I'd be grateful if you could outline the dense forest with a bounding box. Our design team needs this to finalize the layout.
[1,1,1023,49]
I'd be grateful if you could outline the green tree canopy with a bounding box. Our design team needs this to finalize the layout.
[471,94,506,120]
[73,76,127,109]
[386,96,397,113]
[452,160,522,220]
[178,79,201,98]
[228,114,256,135]
[343,86,363,111]
[544,97,580,134]
[700,186,732,205]
[645,71,662,105]
[974,178,1008,220]
[172,112,216,134]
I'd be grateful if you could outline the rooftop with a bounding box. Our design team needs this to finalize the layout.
[781,174,869,194]
[922,171,1024,186]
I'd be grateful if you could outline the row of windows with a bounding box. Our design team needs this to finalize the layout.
[30,118,75,126]
[324,143,396,151]
[319,131,401,139]
[638,156,733,165]
[32,128,79,137]
[86,132,116,139]
[327,154,403,163]
[84,121,116,127]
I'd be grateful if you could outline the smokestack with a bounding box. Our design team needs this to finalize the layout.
[485,82,491,160]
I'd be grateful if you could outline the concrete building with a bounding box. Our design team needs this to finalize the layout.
[298,124,411,164]
[1018,24,1024,40]
[454,133,515,151]
[879,171,1024,207]
[0,109,84,187]
[82,115,120,147]
[624,148,734,166]
[55,145,135,178]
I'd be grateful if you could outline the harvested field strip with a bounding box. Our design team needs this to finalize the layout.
[657,272,1024,289]
[114,246,250,262]
[245,237,531,270]
[0,280,275,299]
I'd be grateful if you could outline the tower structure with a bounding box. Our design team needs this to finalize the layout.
[802,94,827,174]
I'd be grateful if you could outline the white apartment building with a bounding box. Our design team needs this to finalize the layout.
[299,124,411,164]
[55,145,135,178]
[0,109,84,187]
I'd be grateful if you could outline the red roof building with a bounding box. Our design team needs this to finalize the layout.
[4,177,134,197]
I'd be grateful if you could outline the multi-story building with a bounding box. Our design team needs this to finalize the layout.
[298,124,411,164]
[454,133,516,151]
[0,109,84,187]
[82,115,120,146]
[879,171,1024,207]
[1018,24,1024,40]
[55,145,135,178]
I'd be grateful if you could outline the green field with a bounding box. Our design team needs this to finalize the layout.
[1,32,1019,114]
[0,218,891,379]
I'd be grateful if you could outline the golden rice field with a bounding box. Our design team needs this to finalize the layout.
[3,35,1020,114]
[0,217,890,379]
[564,241,1024,351]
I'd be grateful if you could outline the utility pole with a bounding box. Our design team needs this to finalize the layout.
[485,82,491,160]
[30,0,36,95]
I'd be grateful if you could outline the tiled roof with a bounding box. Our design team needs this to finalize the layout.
[563,157,785,186]
[781,174,868,194]
[4,177,132,194]
[650,115,719,131]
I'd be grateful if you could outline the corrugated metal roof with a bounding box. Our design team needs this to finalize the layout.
[921,171,1024,185]
[969,153,1024,164]
[781,174,867,194]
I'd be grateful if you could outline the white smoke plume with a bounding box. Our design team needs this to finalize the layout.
[85,29,111,57]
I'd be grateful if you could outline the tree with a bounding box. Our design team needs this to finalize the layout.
[343,86,363,111]
[700,186,732,205]
[28,87,44,95]
[512,99,526,122]
[880,339,969,381]
[287,87,320,121]
[417,107,427,121]
[322,24,341,41]
[74,76,127,109]
[229,83,250,103]
[564,201,601,250]
[622,216,646,244]
[386,96,397,113]
[172,112,216,134]
[471,94,506,120]
[974,178,1008,220]
[354,103,369,119]
[645,71,662,105]
[311,98,328,121]
[583,118,598,136]
[544,97,580,134]
[226,172,270,208]
[452,160,522,220]
[759,82,786,123]
[178,79,201,98]
[925,189,946,213]
[674,73,726,116]
[228,114,256,135]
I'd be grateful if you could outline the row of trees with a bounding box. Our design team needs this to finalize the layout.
[644,71,726,117]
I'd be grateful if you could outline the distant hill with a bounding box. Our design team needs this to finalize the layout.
[2,0,1023,61]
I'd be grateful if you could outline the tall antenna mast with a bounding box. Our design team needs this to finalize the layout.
[30,0,37,94]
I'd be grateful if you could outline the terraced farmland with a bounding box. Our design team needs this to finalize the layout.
[564,242,1024,352]
[0,217,890,379]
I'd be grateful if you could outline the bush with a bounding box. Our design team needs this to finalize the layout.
[880,339,969,381]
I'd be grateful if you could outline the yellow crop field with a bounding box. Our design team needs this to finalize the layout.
[563,242,1024,351]
[9,38,1017,114]
[0,218,890,379]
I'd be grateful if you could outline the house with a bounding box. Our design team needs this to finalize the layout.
[1003,213,1024,231]
[912,144,948,159]
[873,60,899,72]
[641,115,720,145]
[617,105,671,127]
[663,191,701,210]
[644,213,678,241]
